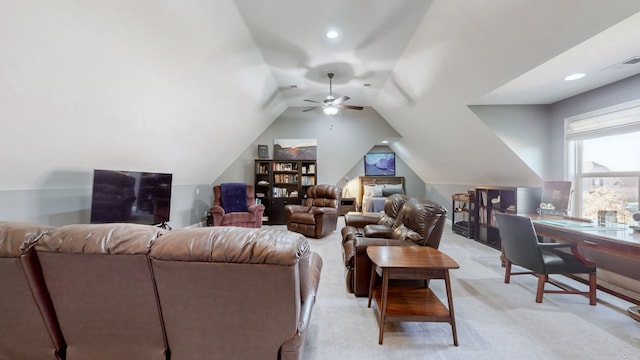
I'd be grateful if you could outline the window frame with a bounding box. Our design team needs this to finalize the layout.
[564,99,640,220]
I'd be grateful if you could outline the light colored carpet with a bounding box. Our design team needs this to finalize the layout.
[268,218,640,359]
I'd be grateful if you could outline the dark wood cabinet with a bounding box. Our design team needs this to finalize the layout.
[254,159,317,225]
[473,186,541,249]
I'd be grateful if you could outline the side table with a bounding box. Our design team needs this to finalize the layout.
[367,245,460,345]
[339,197,357,216]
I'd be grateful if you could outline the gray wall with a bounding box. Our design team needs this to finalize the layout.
[469,104,551,179]
[549,73,640,179]
[426,75,640,217]
[3,75,638,229]
[0,182,212,229]
[214,107,402,187]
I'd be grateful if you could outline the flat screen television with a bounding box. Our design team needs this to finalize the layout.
[90,169,173,226]
[364,152,396,176]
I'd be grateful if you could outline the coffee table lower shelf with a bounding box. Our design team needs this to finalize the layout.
[371,286,452,321]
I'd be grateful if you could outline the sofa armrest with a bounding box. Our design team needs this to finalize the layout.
[310,207,337,217]
[344,212,382,228]
[285,204,310,215]
[210,206,225,226]
[280,251,323,360]
[247,203,265,214]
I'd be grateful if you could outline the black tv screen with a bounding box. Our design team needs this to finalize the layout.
[90,169,172,225]
[364,153,396,176]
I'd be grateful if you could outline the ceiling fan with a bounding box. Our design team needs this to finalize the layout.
[303,73,364,115]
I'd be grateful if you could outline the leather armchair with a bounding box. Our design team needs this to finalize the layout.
[341,195,448,296]
[211,184,265,228]
[285,184,340,238]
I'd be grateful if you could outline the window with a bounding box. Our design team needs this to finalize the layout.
[566,100,640,224]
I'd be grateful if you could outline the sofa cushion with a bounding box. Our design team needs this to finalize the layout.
[151,227,308,265]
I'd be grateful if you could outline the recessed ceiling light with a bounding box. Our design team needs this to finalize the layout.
[564,73,585,81]
[326,30,339,39]
[382,140,389,144]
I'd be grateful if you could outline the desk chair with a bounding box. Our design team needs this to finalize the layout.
[495,213,597,305]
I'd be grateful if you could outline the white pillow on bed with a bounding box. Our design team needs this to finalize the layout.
[363,185,383,197]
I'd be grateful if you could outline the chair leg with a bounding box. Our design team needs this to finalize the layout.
[504,260,512,284]
[588,272,597,305]
[536,274,546,303]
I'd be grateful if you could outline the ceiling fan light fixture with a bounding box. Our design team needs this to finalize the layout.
[323,106,339,116]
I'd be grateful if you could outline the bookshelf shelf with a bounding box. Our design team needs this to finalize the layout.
[254,159,317,225]
[473,186,541,250]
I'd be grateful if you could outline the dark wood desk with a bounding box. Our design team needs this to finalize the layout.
[528,216,640,304]
[531,218,640,260]
[366,246,460,345]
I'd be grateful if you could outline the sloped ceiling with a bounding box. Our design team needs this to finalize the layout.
[2,1,640,190]
[235,0,640,186]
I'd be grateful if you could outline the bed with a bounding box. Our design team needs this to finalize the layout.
[359,176,406,212]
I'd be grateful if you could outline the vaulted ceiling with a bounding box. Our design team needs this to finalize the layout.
[2,1,640,190]
[233,0,640,186]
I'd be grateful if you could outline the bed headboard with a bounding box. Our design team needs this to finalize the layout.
[358,176,406,207]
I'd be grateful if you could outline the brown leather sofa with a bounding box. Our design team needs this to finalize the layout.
[341,194,448,296]
[0,222,322,360]
[285,184,340,238]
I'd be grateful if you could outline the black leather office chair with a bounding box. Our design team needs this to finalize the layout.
[495,213,597,305]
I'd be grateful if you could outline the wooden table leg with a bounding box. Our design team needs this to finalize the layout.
[444,270,458,346]
[378,268,389,345]
[368,264,376,308]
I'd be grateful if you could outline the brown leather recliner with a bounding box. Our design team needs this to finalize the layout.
[0,222,65,360]
[285,184,340,238]
[211,183,265,228]
[150,226,322,360]
[341,195,448,296]
[36,223,169,360]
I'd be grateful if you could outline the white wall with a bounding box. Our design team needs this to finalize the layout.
[214,107,402,186]
[0,0,284,228]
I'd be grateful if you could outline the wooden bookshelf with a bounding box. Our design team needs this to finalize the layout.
[254,159,317,225]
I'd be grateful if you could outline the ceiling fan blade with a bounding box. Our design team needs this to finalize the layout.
[302,107,319,112]
[304,99,322,103]
[331,96,350,105]
[338,104,364,110]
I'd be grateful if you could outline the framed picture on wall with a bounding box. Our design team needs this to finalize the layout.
[258,144,269,159]
[364,152,396,176]
[273,139,317,160]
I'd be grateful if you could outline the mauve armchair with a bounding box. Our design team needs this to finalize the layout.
[211,183,265,228]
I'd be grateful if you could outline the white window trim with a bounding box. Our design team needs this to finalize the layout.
[564,98,640,217]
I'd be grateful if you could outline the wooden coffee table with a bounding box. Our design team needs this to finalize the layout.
[367,245,460,345]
